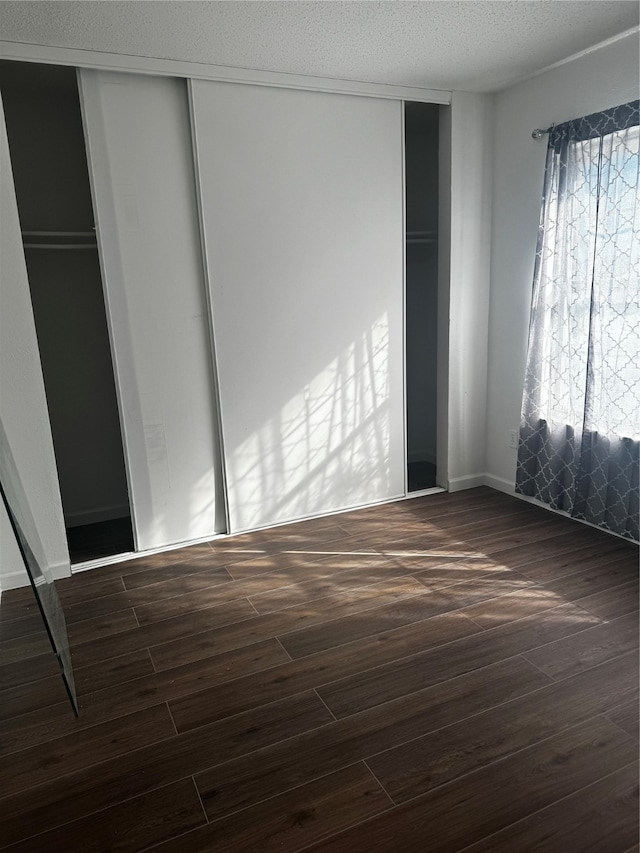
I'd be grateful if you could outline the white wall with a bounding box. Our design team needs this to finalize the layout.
[0,95,69,592]
[445,91,494,490]
[485,34,640,491]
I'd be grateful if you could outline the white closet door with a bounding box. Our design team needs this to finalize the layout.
[190,81,405,533]
[79,71,224,550]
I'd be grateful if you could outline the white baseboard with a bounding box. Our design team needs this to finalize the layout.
[0,569,29,591]
[447,473,487,492]
[447,473,516,495]
[0,559,70,591]
[486,476,636,542]
[65,504,130,528]
[482,474,516,495]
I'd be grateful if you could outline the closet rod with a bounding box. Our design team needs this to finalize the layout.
[21,230,96,237]
[23,243,98,250]
[406,229,437,244]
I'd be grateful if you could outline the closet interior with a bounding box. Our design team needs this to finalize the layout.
[405,101,440,492]
[0,61,134,564]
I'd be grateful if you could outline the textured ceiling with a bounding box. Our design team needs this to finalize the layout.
[0,1,637,93]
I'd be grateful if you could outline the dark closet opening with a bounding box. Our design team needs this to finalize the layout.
[405,101,440,492]
[0,61,134,563]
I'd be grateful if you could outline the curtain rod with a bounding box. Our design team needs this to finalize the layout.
[532,123,555,140]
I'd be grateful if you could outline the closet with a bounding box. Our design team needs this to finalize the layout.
[0,62,225,562]
[405,102,440,492]
[0,61,134,563]
[1,57,450,579]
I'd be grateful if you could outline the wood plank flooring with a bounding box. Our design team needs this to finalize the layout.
[0,487,638,852]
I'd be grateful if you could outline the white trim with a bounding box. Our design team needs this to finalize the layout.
[64,503,130,528]
[69,493,403,573]
[0,40,452,104]
[447,473,487,492]
[405,486,446,499]
[187,78,230,536]
[1,570,30,591]
[481,474,637,543]
[497,26,640,92]
[70,485,453,575]
[68,470,635,577]
[2,559,70,590]
[483,473,515,495]
[0,569,30,591]
[71,533,225,573]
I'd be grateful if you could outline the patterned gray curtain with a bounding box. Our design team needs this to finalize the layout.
[516,100,639,541]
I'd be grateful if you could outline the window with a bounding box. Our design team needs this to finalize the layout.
[516,101,639,541]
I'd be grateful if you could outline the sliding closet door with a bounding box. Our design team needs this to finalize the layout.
[79,71,224,550]
[190,82,404,532]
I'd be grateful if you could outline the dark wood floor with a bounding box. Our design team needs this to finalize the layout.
[0,487,638,852]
